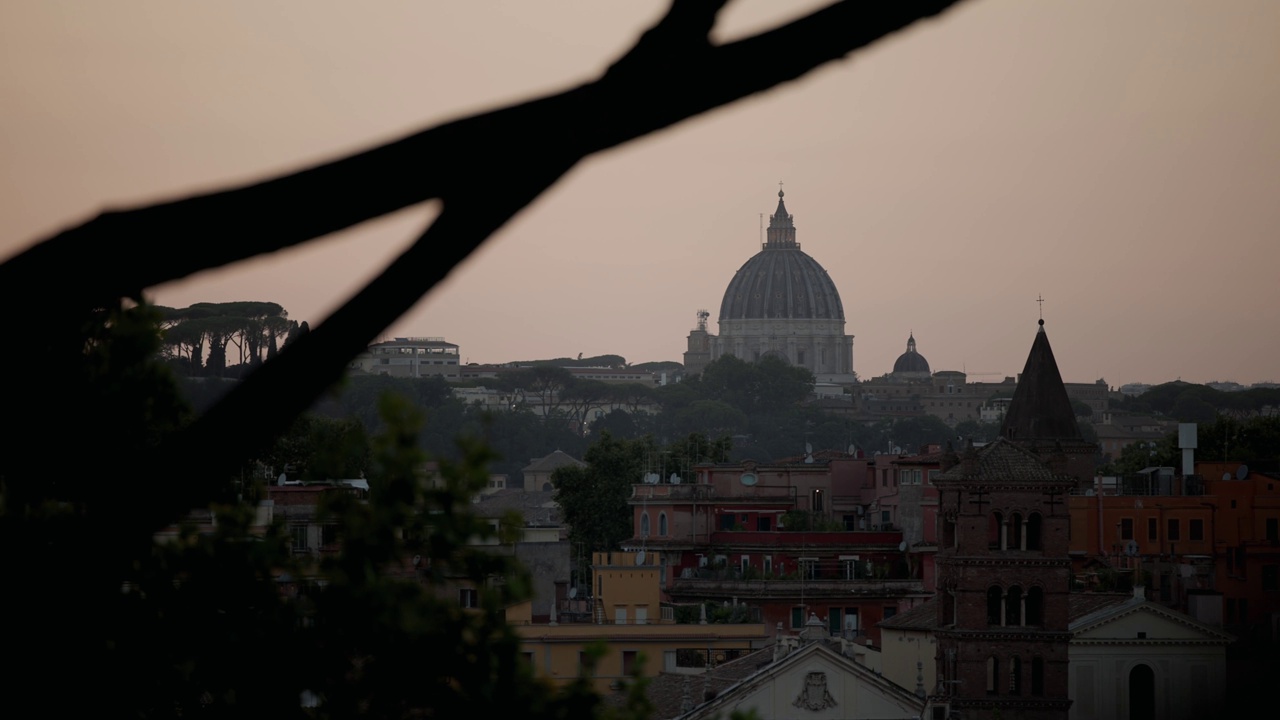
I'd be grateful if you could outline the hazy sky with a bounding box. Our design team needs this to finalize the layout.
[3,1,1278,386]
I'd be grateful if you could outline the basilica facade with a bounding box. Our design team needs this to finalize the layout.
[684,191,856,383]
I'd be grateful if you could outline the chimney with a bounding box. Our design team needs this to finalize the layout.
[960,440,980,475]
[1133,585,1146,601]
[940,441,960,472]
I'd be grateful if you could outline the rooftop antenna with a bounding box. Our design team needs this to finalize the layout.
[759,212,764,247]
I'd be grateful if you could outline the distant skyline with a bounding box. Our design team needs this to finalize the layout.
[3,1,1278,386]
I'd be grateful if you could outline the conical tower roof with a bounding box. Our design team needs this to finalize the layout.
[1000,320,1081,441]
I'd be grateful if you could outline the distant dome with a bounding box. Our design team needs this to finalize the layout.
[892,333,930,375]
[718,191,845,322]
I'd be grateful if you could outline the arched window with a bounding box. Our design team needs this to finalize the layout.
[990,511,1004,550]
[942,515,956,548]
[658,512,668,536]
[1031,657,1045,696]
[640,513,650,537]
[986,656,1000,695]
[1027,512,1043,551]
[1010,513,1024,550]
[1009,656,1022,695]
[987,586,1003,626]
[1006,585,1023,626]
[1129,664,1155,720]
[1026,586,1044,625]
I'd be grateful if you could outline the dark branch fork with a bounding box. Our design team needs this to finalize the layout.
[3,1,961,525]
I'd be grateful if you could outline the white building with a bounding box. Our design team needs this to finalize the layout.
[349,337,460,379]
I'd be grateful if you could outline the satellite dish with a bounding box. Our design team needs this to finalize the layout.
[277,473,287,486]
[671,476,682,485]
[1223,473,1232,482]
[635,551,647,565]
[1237,465,1249,480]
[1125,540,1140,557]
[898,541,907,552]
[568,587,577,599]
[805,442,813,454]
[848,444,857,456]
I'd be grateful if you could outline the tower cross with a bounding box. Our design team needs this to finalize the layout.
[1042,487,1065,516]
[967,488,989,514]
[1037,294,1045,320]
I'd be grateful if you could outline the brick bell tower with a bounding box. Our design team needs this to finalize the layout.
[930,321,1080,720]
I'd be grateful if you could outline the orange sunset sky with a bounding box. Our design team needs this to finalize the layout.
[3,1,1278,386]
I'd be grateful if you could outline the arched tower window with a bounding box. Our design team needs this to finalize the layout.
[1010,513,1024,550]
[986,656,1000,695]
[990,511,1004,550]
[941,515,956,548]
[1031,657,1045,696]
[1009,656,1022,695]
[640,513,650,537]
[1026,586,1044,625]
[1129,664,1156,720]
[1027,512,1043,551]
[658,512,668,536]
[1006,585,1023,626]
[987,586,1002,626]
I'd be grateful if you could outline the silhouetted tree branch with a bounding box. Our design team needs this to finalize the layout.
[5,1,961,526]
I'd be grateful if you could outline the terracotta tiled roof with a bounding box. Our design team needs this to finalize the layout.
[521,450,586,474]
[878,599,939,630]
[624,647,775,720]
[1066,592,1131,622]
[933,437,1065,483]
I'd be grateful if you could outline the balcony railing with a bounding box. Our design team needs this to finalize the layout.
[670,572,921,597]
[707,530,902,546]
[631,484,716,501]
[1073,474,1208,497]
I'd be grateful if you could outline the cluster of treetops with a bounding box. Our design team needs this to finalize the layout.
[166,302,1279,485]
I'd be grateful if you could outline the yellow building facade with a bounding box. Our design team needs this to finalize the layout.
[513,550,769,692]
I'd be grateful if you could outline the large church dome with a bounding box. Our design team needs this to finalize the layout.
[718,191,845,322]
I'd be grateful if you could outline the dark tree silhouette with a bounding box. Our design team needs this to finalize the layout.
[1,2,962,713]
[4,2,958,517]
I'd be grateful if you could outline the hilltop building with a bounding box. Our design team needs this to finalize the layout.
[684,191,855,383]
[348,336,460,379]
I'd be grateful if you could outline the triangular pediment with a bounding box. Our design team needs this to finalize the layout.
[679,642,924,720]
[1071,601,1234,644]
